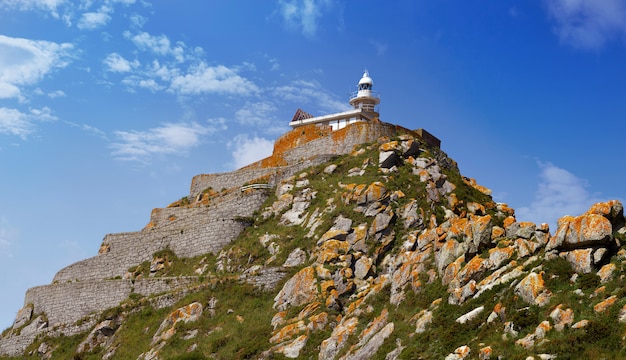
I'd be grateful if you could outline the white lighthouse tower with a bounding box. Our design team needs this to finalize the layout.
[349,69,380,113]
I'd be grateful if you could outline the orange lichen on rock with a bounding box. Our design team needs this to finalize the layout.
[463,177,493,196]
[594,295,618,313]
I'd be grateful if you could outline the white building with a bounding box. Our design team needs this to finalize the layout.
[288,70,381,131]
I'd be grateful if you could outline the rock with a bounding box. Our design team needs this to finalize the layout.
[274,266,318,311]
[515,321,551,349]
[414,310,433,334]
[270,321,306,344]
[384,339,406,360]
[456,306,484,324]
[586,200,624,229]
[275,335,308,358]
[547,213,612,251]
[468,215,493,254]
[12,303,33,330]
[560,249,593,273]
[445,345,471,360]
[283,248,307,268]
[506,221,536,239]
[152,302,203,345]
[354,256,373,280]
[379,150,401,169]
[572,319,589,329]
[515,272,551,306]
[593,295,618,313]
[324,164,337,174]
[549,305,573,331]
[341,323,394,360]
[359,182,388,205]
[369,210,395,234]
[20,315,47,336]
[487,246,514,270]
[598,263,616,283]
[400,200,423,229]
[76,316,123,354]
[479,346,492,360]
[319,317,359,360]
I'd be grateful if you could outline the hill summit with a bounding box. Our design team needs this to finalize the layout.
[1,119,625,359]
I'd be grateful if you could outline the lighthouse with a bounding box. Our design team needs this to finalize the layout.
[349,69,380,113]
[288,70,381,130]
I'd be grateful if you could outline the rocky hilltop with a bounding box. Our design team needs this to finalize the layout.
[1,120,625,359]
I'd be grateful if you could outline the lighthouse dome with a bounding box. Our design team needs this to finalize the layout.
[358,71,373,86]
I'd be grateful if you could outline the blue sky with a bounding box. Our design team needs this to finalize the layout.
[1,0,625,329]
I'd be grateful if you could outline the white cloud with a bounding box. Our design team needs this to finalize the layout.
[546,0,626,49]
[0,0,66,18]
[47,90,66,98]
[273,79,351,113]
[235,101,277,126]
[0,108,32,138]
[111,122,220,162]
[125,31,185,62]
[169,63,259,96]
[516,162,606,229]
[103,52,137,72]
[65,121,108,139]
[277,0,332,37]
[0,106,56,139]
[0,35,74,100]
[77,10,111,30]
[228,134,274,169]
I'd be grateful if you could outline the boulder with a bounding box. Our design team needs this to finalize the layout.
[283,248,307,268]
[515,272,551,306]
[77,316,123,354]
[152,302,202,345]
[547,214,612,251]
[319,317,359,360]
[12,304,33,330]
[586,200,624,229]
[274,266,318,311]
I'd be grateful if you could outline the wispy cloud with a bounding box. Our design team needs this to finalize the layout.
[273,79,351,114]
[169,63,259,96]
[235,101,277,127]
[77,9,112,30]
[516,162,606,229]
[0,35,74,100]
[111,31,259,97]
[546,0,626,49]
[103,53,138,73]
[276,0,333,37]
[228,134,274,169]
[110,121,221,162]
[0,107,57,139]
[0,0,67,18]
[124,31,186,62]
[65,121,108,139]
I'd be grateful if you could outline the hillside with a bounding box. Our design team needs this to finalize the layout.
[1,122,625,359]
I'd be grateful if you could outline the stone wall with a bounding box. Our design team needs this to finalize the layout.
[281,121,399,163]
[25,277,197,327]
[53,191,269,283]
[0,277,197,356]
[188,156,336,200]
